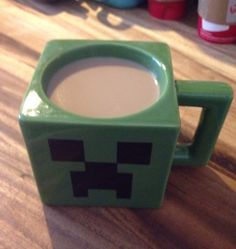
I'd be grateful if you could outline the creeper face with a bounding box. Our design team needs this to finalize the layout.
[19,40,180,208]
[48,139,152,199]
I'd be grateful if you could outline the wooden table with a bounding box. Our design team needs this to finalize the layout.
[1,1,236,248]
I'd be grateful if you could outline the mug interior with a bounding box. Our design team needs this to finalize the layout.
[41,44,167,118]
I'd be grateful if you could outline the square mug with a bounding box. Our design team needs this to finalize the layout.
[19,40,232,208]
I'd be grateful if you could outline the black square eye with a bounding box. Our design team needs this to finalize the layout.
[48,139,85,162]
[117,142,152,165]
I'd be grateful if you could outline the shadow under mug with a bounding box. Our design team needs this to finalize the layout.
[19,40,233,208]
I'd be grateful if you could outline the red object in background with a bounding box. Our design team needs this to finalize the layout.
[198,16,236,44]
[148,0,186,20]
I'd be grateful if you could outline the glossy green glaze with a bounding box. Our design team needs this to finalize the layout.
[19,40,233,208]
[174,80,233,166]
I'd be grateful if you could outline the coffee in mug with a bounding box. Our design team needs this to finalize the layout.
[47,57,160,118]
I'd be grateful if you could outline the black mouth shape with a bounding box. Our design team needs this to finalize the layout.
[70,162,132,199]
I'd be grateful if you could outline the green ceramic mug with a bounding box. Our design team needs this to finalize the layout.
[19,40,232,208]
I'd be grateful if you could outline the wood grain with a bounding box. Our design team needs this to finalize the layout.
[0,0,235,248]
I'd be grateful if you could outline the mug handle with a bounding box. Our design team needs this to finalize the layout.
[173,80,233,167]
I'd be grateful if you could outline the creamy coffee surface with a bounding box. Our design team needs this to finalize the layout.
[47,57,160,118]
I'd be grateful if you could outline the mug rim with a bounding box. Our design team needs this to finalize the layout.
[20,40,180,128]
[39,43,168,120]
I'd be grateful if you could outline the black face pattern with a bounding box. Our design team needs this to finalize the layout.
[48,139,152,199]
[48,139,84,161]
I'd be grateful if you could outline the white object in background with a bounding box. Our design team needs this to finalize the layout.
[202,18,230,32]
